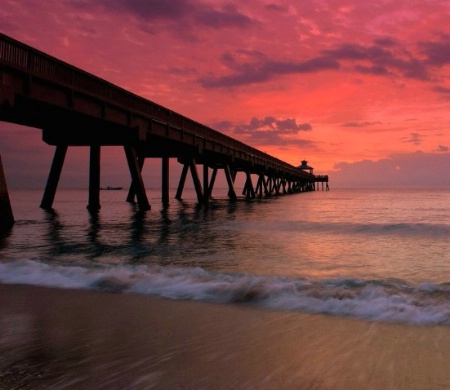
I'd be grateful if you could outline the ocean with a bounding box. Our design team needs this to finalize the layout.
[1,187,449,325]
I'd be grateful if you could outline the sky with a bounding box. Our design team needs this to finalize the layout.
[0,0,449,189]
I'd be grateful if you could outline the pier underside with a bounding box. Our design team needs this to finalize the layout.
[1,94,319,212]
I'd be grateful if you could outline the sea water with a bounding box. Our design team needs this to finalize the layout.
[1,188,449,325]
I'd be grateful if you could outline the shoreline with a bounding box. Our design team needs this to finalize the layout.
[1,283,450,389]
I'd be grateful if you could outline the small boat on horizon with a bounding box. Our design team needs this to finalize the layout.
[100,186,123,191]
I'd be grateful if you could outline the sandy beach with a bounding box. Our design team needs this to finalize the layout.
[1,283,450,389]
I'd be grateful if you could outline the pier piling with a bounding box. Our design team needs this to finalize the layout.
[162,157,170,206]
[87,145,101,213]
[40,145,68,209]
[124,146,150,211]
[0,154,14,230]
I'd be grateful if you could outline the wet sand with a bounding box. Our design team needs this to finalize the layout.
[1,283,450,389]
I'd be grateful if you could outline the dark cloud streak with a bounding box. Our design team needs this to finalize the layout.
[403,133,425,146]
[419,34,450,66]
[342,121,382,128]
[233,116,312,134]
[94,0,196,20]
[199,52,339,88]
[195,5,252,28]
[215,116,315,148]
[323,43,429,80]
[73,0,254,30]
[200,34,450,88]
[264,4,288,13]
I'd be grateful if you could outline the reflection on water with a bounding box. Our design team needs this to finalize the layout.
[0,226,12,248]
[32,197,252,271]
[1,188,450,283]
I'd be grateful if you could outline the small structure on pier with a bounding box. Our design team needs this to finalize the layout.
[298,160,329,191]
[298,160,314,174]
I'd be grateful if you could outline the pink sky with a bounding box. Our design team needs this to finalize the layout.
[1,0,449,188]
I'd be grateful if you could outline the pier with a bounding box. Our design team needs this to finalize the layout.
[0,33,328,213]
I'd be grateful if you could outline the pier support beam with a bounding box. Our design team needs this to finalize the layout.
[281,178,287,194]
[175,159,204,203]
[203,164,209,201]
[274,177,281,195]
[126,156,145,203]
[189,160,204,203]
[124,146,150,211]
[0,154,14,230]
[87,145,101,212]
[266,176,274,196]
[242,171,256,199]
[162,157,169,206]
[224,165,237,201]
[175,163,189,200]
[208,167,218,198]
[41,145,68,210]
[255,173,268,198]
[227,169,237,199]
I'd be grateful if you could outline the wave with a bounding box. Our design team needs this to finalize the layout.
[272,220,450,238]
[347,222,450,237]
[1,259,450,326]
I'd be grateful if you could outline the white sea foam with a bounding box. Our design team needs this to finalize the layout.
[1,259,450,325]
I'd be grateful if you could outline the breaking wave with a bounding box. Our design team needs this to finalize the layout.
[2,259,450,326]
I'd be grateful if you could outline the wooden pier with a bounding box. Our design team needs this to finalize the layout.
[0,33,328,213]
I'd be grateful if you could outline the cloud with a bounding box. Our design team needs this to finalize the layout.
[233,116,312,134]
[194,4,253,28]
[342,121,382,128]
[199,51,339,88]
[199,34,450,88]
[352,64,389,76]
[437,145,449,152]
[323,42,429,80]
[93,0,195,21]
[419,34,450,66]
[432,86,450,96]
[65,1,447,90]
[264,4,288,13]
[403,133,425,146]
[332,151,450,188]
[215,116,315,148]
[71,0,254,30]
[373,37,397,47]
